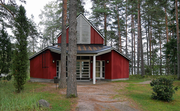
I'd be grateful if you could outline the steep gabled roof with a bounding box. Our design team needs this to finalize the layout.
[56,13,105,40]
[29,45,130,61]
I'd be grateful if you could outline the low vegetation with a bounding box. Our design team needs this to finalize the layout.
[117,75,180,111]
[150,77,178,102]
[1,75,180,111]
[0,80,74,111]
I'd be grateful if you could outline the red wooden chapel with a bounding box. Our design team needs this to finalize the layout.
[29,14,130,84]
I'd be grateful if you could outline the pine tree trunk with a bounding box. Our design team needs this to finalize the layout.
[149,20,152,74]
[104,3,107,46]
[59,0,67,88]
[133,18,136,75]
[33,37,34,54]
[175,0,180,79]
[152,41,154,75]
[131,14,134,75]
[117,5,122,53]
[138,0,145,76]
[137,1,140,75]
[146,22,149,66]
[126,0,128,56]
[52,31,54,45]
[159,33,162,75]
[66,0,77,97]
[165,8,169,75]
[165,8,169,42]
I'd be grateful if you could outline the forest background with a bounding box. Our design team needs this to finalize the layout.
[0,0,180,79]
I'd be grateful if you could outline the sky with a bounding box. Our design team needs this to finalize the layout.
[22,0,92,25]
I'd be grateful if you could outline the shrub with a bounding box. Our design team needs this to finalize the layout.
[150,77,178,102]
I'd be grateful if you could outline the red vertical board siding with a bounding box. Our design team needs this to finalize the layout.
[57,35,61,43]
[91,27,104,44]
[90,52,112,79]
[57,28,69,44]
[101,52,112,79]
[49,52,60,79]
[111,50,129,79]
[30,50,61,79]
[30,51,49,79]
[58,27,103,44]
[111,51,114,79]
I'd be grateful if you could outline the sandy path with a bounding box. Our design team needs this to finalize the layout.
[35,81,140,111]
[74,82,139,111]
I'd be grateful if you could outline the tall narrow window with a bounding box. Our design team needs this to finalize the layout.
[102,61,105,78]
[96,61,105,78]
[56,61,59,77]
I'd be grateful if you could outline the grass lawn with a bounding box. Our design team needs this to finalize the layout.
[119,79,180,111]
[0,80,75,111]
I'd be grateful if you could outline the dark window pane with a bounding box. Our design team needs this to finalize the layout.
[103,67,105,72]
[102,72,105,77]
[102,61,105,66]
[81,56,90,60]
[77,56,80,60]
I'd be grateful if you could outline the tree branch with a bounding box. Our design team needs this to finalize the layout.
[0,1,14,18]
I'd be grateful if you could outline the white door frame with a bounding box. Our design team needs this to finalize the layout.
[77,60,90,79]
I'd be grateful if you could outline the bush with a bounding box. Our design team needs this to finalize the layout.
[150,77,178,102]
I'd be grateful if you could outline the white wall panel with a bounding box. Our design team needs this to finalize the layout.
[77,15,91,44]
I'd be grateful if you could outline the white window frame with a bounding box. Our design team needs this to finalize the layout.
[96,61,105,79]
[77,60,90,79]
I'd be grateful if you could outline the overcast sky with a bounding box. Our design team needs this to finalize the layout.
[21,0,92,25]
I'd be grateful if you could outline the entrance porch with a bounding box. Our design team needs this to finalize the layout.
[56,56,106,84]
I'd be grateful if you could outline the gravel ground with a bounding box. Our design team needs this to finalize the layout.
[35,81,140,111]
[74,82,139,111]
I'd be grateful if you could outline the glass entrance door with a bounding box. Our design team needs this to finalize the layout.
[76,60,90,80]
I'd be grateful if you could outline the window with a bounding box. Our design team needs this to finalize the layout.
[77,56,90,60]
[96,61,105,78]
[57,59,90,80]
[56,61,60,77]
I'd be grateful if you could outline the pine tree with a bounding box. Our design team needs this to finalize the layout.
[91,0,111,45]
[39,0,62,47]
[28,16,39,54]
[175,0,180,79]
[59,0,67,88]
[66,0,77,97]
[12,5,29,93]
[164,38,177,75]
[0,23,11,76]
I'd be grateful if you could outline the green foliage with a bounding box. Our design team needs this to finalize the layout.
[124,81,180,111]
[0,23,12,76]
[150,77,178,102]
[145,65,152,75]
[27,16,39,55]
[1,74,12,81]
[39,0,62,47]
[12,5,29,93]
[0,81,72,111]
[164,38,177,75]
